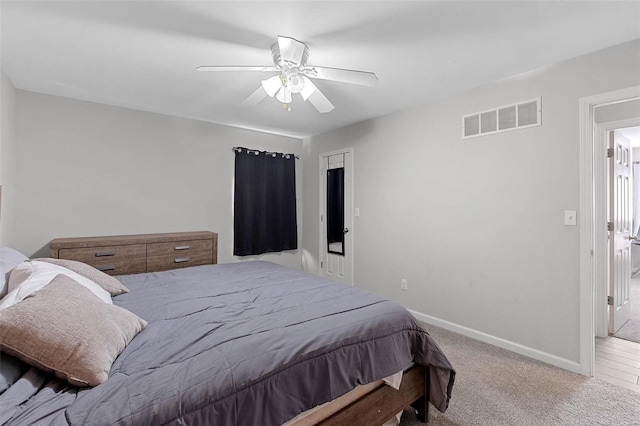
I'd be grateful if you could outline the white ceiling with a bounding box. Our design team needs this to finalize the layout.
[2,1,640,139]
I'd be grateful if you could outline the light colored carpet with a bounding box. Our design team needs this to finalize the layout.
[614,278,640,344]
[399,324,640,426]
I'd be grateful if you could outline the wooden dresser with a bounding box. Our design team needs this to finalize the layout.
[49,231,218,275]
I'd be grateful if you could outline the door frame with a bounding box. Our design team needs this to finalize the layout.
[579,85,640,376]
[597,117,640,338]
[319,147,355,286]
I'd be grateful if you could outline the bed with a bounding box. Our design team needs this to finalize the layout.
[0,252,455,425]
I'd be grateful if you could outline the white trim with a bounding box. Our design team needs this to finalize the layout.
[579,86,640,377]
[408,309,581,373]
[597,117,640,131]
[318,147,355,286]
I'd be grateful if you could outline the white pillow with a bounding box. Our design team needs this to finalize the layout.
[0,247,29,298]
[0,261,112,310]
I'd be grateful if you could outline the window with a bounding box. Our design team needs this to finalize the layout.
[233,148,297,256]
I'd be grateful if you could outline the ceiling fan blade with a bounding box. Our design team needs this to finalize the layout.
[300,77,333,112]
[242,86,268,107]
[300,76,317,101]
[303,66,378,86]
[196,66,278,72]
[277,36,306,66]
[304,83,334,113]
[308,90,334,113]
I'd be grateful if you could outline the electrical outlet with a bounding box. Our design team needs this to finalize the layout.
[401,279,408,291]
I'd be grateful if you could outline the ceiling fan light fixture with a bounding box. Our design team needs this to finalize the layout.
[275,86,292,104]
[287,74,305,94]
[261,75,282,97]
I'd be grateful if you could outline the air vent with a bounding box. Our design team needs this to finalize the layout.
[462,97,541,139]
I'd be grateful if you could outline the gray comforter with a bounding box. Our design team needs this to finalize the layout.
[1,261,455,425]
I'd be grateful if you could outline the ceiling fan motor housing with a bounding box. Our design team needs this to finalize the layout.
[271,41,309,69]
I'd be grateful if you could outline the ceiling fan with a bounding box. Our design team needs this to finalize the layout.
[196,36,378,113]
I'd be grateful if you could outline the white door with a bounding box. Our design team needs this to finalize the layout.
[320,150,353,285]
[609,130,633,333]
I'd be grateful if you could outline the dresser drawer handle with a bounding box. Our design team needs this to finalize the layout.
[174,245,190,251]
[97,265,116,272]
[95,251,115,257]
[174,257,190,263]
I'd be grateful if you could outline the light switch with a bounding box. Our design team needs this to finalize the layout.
[564,210,577,226]
[355,208,360,217]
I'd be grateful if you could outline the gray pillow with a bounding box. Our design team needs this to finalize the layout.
[0,274,147,387]
[0,353,26,394]
[34,258,130,296]
[0,247,29,298]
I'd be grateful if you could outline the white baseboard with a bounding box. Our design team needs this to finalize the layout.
[408,308,582,375]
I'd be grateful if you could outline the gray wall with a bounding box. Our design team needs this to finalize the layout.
[3,91,304,268]
[301,39,640,367]
[0,70,17,241]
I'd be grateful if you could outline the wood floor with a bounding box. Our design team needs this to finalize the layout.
[595,336,640,394]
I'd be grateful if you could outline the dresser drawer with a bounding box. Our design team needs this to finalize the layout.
[86,258,147,276]
[147,251,213,272]
[58,244,147,263]
[147,239,213,257]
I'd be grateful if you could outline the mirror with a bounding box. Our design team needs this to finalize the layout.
[327,167,345,255]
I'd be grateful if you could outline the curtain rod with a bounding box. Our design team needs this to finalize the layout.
[232,147,299,159]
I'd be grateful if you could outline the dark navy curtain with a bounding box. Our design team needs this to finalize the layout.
[233,148,297,256]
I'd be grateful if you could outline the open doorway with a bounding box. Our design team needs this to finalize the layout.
[597,106,640,342]
[593,98,640,342]
[616,125,640,343]
[579,86,640,378]
[591,102,640,392]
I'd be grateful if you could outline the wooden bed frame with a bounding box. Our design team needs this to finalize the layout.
[318,365,430,425]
